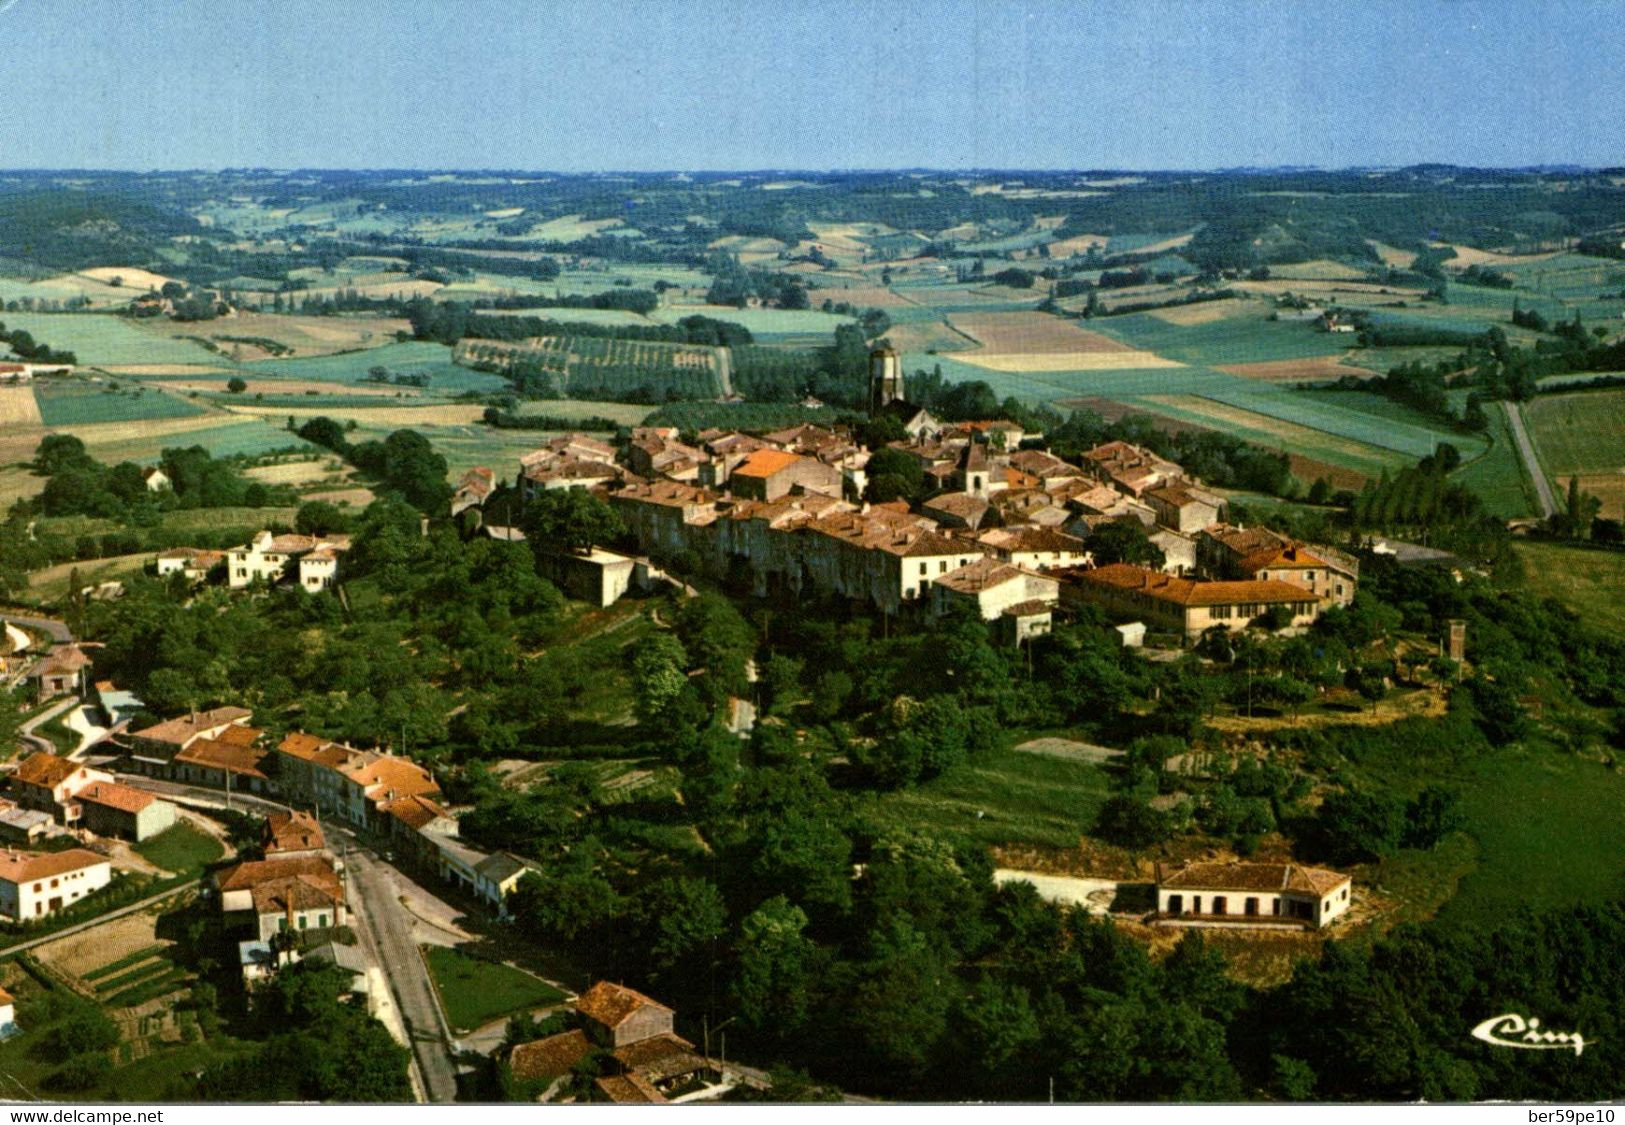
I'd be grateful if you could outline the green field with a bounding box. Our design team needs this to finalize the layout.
[649,304,856,339]
[1437,747,1625,929]
[78,418,315,464]
[1449,402,1538,518]
[33,382,205,426]
[1093,312,1353,365]
[421,945,567,1033]
[133,823,224,877]
[1513,541,1625,635]
[1524,388,1625,473]
[0,312,216,366]
[876,747,1112,850]
[246,340,509,393]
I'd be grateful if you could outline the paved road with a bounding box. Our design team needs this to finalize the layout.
[17,696,78,755]
[1504,401,1558,518]
[0,611,72,646]
[345,844,460,1103]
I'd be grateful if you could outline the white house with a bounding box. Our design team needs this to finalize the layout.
[1157,861,1351,928]
[0,986,16,1038]
[0,848,114,922]
[142,467,170,492]
[228,531,351,590]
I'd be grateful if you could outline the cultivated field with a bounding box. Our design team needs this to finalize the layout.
[1215,356,1375,382]
[1141,394,1412,475]
[949,311,1140,353]
[33,381,205,426]
[0,383,43,424]
[222,402,488,425]
[1144,297,1255,326]
[1525,390,1625,502]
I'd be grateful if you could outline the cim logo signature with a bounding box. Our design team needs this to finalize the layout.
[1471,1013,1592,1057]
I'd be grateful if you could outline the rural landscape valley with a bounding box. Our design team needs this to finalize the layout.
[1,0,1623,1112]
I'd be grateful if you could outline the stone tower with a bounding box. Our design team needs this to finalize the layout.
[869,347,904,412]
[1446,619,1467,663]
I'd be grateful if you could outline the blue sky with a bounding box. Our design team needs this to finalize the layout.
[2,0,1621,171]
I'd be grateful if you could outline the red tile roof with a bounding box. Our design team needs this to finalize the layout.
[75,781,157,815]
[730,449,805,478]
[131,708,253,747]
[264,810,325,854]
[1074,563,1319,607]
[509,1029,594,1081]
[11,752,81,790]
[0,848,109,884]
[1161,861,1348,896]
[576,981,671,1029]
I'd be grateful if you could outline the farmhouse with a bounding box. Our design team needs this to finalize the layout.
[0,848,113,922]
[1062,563,1323,640]
[521,453,623,496]
[30,643,91,699]
[451,466,497,517]
[72,781,177,842]
[274,732,440,830]
[227,530,352,591]
[920,491,991,530]
[1157,861,1351,928]
[9,752,112,816]
[214,856,346,939]
[141,467,170,492]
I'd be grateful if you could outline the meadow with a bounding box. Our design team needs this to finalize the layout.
[0,312,216,366]
[1448,402,1539,519]
[876,746,1112,850]
[1512,541,1625,635]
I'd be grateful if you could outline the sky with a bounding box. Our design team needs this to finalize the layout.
[2,0,1622,172]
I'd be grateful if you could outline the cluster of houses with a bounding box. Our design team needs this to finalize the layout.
[154,529,353,592]
[117,707,539,918]
[484,349,1359,644]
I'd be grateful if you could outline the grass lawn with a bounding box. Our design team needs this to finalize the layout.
[1513,541,1625,635]
[876,748,1113,850]
[133,823,224,877]
[421,945,567,1033]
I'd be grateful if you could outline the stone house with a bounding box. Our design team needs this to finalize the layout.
[71,782,177,842]
[30,644,90,699]
[727,449,842,502]
[1144,482,1226,534]
[214,856,346,940]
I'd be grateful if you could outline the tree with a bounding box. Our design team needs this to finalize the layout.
[731,896,817,1038]
[1087,519,1166,568]
[1093,794,1171,849]
[226,376,248,394]
[632,633,689,726]
[296,500,349,536]
[1314,789,1405,864]
[33,433,93,475]
[378,429,452,513]
[522,488,624,553]
[863,447,925,504]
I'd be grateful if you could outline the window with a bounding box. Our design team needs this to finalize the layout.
[298,915,308,929]
[32,883,41,893]
[1245,897,1258,916]
[1211,605,1233,620]
[1306,571,1316,582]
[1213,896,1228,915]
[1192,896,1202,913]
[939,560,948,573]
[50,878,58,889]
[1336,583,1345,596]
[278,917,288,932]
[1167,894,1183,914]
[319,914,328,928]
[919,563,928,576]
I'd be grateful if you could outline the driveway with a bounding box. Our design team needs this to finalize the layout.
[994,869,1120,914]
